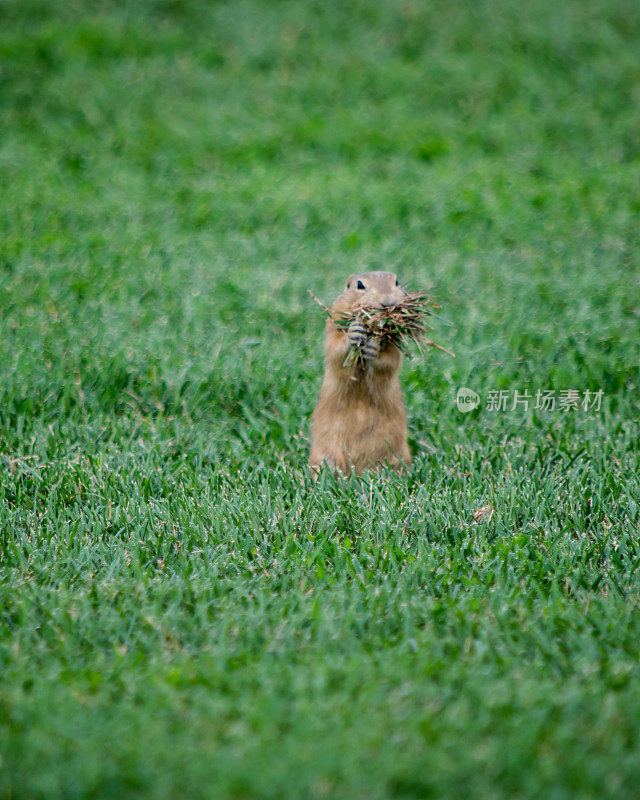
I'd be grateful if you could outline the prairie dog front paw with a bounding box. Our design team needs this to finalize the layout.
[362,336,380,362]
[348,320,367,348]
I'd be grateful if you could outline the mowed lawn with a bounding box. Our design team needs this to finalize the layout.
[1,0,640,797]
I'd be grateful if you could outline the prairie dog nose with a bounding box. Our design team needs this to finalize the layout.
[380,295,396,308]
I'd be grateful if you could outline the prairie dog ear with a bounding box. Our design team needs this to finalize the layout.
[345,274,356,290]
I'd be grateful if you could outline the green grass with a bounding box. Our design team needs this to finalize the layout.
[1,0,640,797]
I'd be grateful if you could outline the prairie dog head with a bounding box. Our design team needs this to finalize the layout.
[332,271,407,316]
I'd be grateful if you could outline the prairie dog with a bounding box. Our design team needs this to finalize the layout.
[309,271,411,475]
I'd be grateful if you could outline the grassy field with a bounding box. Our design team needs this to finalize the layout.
[1,0,640,797]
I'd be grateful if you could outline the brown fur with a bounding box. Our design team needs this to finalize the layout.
[309,271,411,475]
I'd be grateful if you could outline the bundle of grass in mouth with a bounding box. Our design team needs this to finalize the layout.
[310,289,454,368]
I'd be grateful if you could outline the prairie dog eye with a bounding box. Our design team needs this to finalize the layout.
[395,278,399,286]
[356,280,366,290]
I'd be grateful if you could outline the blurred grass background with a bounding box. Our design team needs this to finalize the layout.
[1,0,640,798]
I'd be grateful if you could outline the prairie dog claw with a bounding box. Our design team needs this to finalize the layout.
[347,320,380,362]
[348,320,367,347]
[362,336,380,361]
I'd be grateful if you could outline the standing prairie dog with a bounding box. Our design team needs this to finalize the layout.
[309,271,411,475]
